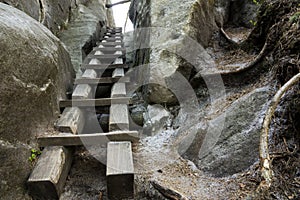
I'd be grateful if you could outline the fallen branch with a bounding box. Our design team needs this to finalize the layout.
[150,180,188,200]
[259,72,300,187]
[105,0,131,8]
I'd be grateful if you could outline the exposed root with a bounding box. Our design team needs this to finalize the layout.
[259,72,300,188]
[220,28,239,47]
[150,180,188,200]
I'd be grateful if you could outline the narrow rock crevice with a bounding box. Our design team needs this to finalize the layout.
[38,0,45,23]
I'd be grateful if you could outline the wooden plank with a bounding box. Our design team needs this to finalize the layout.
[105,34,123,38]
[112,68,125,78]
[111,83,126,97]
[38,131,139,147]
[27,146,73,199]
[75,77,129,85]
[99,42,124,47]
[107,27,122,30]
[109,104,129,131]
[81,69,97,79]
[83,56,125,65]
[54,107,84,134]
[105,37,122,42]
[87,54,125,59]
[107,142,134,200]
[89,58,101,64]
[114,50,123,55]
[94,50,104,55]
[81,63,128,70]
[107,30,122,33]
[72,84,92,99]
[59,97,131,108]
[114,58,124,64]
[91,47,126,53]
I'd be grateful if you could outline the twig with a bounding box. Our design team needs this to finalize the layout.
[106,0,131,8]
[259,72,300,188]
[150,180,189,200]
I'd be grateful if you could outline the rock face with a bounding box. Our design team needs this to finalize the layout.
[129,0,229,104]
[59,0,114,75]
[184,87,270,177]
[0,3,74,199]
[0,0,72,33]
[129,0,259,104]
[143,105,171,136]
[1,0,115,76]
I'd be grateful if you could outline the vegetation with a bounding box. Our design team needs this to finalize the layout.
[28,148,41,163]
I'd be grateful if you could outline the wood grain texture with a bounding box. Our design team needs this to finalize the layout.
[38,131,139,147]
[27,146,73,199]
[54,107,84,134]
[107,142,134,200]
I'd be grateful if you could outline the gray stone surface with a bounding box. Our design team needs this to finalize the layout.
[0,0,40,21]
[229,0,260,28]
[187,87,270,177]
[143,104,171,136]
[58,0,108,76]
[129,0,259,104]
[0,0,73,33]
[124,31,134,64]
[129,0,229,104]
[0,3,74,198]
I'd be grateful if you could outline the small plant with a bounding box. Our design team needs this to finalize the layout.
[252,0,260,5]
[289,12,300,23]
[250,20,257,26]
[28,148,41,162]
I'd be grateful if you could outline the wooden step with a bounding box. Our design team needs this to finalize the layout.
[109,104,129,131]
[72,84,93,99]
[38,131,139,147]
[81,69,97,79]
[74,77,130,85]
[82,56,125,65]
[72,64,97,99]
[81,63,128,70]
[54,107,85,134]
[59,97,131,108]
[27,146,73,199]
[91,47,126,54]
[112,68,125,78]
[107,29,122,33]
[99,42,124,47]
[104,37,123,42]
[87,54,125,59]
[111,83,127,97]
[104,34,123,38]
[107,142,134,200]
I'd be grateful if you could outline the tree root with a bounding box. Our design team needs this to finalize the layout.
[220,28,239,47]
[259,72,300,188]
[150,180,189,200]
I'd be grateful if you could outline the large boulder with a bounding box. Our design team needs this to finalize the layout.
[0,3,74,198]
[130,0,230,104]
[0,0,73,33]
[0,0,40,21]
[182,87,270,177]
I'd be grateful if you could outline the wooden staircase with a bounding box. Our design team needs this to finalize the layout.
[27,27,138,200]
